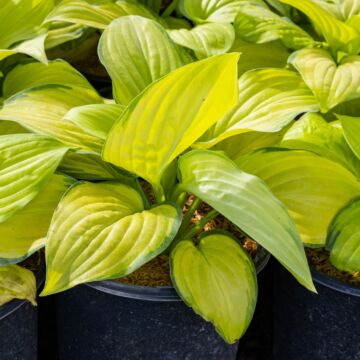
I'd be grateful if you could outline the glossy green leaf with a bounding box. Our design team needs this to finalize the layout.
[179,0,248,23]
[0,85,103,152]
[103,54,239,191]
[98,15,185,105]
[45,0,158,29]
[0,175,74,265]
[196,68,319,148]
[282,113,360,177]
[231,39,290,76]
[234,1,317,50]
[326,198,360,272]
[171,233,257,343]
[236,148,360,246]
[0,265,36,306]
[281,0,360,55]
[289,48,360,112]
[338,114,360,161]
[41,182,181,295]
[64,104,124,140]
[2,60,93,99]
[178,150,315,291]
[0,0,53,49]
[0,134,68,224]
[168,23,235,60]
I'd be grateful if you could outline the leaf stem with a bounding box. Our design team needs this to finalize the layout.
[162,0,179,17]
[181,209,219,240]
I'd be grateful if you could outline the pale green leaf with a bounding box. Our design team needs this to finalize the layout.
[234,1,317,50]
[0,265,36,306]
[64,104,124,140]
[289,48,360,112]
[281,113,360,177]
[98,15,185,105]
[45,23,89,50]
[3,60,93,99]
[231,39,290,76]
[0,175,74,265]
[326,198,360,272]
[41,182,181,295]
[0,85,104,152]
[341,0,360,20]
[44,0,159,29]
[103,54,239,191]
[235,148,360,246]
[196,68,319,148]
[338,114,360,161]
[179,0,248,23]
[178,150,315,291]
[163,16,192,30]
[171,233,257,343]
[0,134,68,223]
[281,0,360,55]
[168,23,235,60]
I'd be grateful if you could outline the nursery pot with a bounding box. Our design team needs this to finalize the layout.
[273,261,360,360]
[0,265,44,360]
[56,249,270,360]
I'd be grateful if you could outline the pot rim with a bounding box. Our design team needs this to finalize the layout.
[312,267,360,297]
[0,262,45,321]
[86,247,271,302]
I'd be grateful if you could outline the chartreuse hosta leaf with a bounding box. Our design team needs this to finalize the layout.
[138,0,161,13]
[341,0,360,20]
[281,113,360,177]
[64,104,124,140]
[234,1,317,50]
[0,134,68,224]
[326,198,360,272]
[171,232,257,343]
[41,182,181,295]
[281,0,360,55]
[0,175,74,265]
[168,23,235,60]
[236,148,360,246]
[103,54,239,195]
[231,39,290,75]
[98,16,185,106]
[179,0,247,23]
[0,85,103,153]
[337,114,360,161]
[195,68,319,148]
[289,48,360,113]
[2,60,93,99]
[0,0,53,62]
[0,121,27,135]
[177,150,315,291]
[0,265,36,306]
[45,0,158,29]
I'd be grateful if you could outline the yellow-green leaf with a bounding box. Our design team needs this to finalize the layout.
[337,114,360,161]
[171,233,257,343]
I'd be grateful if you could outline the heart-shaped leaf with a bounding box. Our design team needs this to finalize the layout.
[234,1,317,50]
[236,148,360,246]
[98,15,185,105]
[179,0,246,23]
[196,68,319,148]
[171,233,257,343]
[289,48,360,112]
[0,265,36,306]
[337,114,360,161]
[281,0,360,55]
[326,198,360,272]
[282,113,360,177]
[0,85,103,153]
[168,23,235,60]
[0,134,68,223]
[0,175,74,265]
[177,150,315,291]
[103,54,239,195]
[41,182,181,295]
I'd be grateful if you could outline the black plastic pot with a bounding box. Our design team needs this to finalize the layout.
[273,261,360,360]
[0,265,44,360]
[56,249,270,360]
